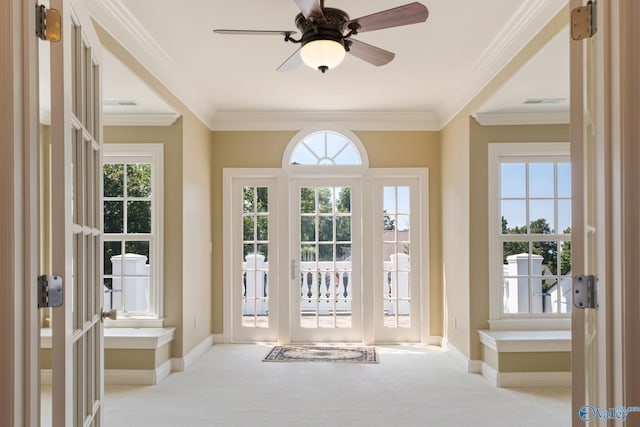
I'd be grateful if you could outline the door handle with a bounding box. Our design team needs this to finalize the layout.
[101,308,117,322]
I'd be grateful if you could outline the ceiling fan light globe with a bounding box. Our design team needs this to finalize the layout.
[300,39,346,72]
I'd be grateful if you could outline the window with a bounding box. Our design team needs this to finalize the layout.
[290,131,361,165]
[103,144,163,320]
[283,126,369,173]
[489,143,571,321]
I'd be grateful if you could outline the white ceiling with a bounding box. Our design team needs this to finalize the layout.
[85,0,569,130]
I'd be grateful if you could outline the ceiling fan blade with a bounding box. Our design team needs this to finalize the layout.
[213,30,296,36]
[294,0,324,20]
[277,48,303,72]
[347,2,428,33]
[347,39,395,66]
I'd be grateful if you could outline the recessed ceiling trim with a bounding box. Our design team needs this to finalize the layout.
[210,111,441,131]
[104,113,180,127]
[436,0,568,128]
[473,111,569,126]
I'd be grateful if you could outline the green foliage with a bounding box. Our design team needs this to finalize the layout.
[103,163,152,275]
[502,217,572,288]
[383,211,395,231]
[244,186,354,262]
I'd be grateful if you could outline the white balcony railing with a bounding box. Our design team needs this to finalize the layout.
[242,253,410,316]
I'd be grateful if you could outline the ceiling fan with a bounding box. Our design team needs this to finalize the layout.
[214,0,429,73]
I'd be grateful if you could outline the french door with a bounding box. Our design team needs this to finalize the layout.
[371,176,425,343]
[290,179,362,342]
[229,176,280,342]
[50,0,105,425]
[226,169,427,344]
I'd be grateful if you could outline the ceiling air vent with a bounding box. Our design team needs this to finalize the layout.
[523,98,566,105]
[103,100,138,106]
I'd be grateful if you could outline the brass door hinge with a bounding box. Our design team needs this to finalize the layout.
[571,1,597,41]
[36,4,61,42]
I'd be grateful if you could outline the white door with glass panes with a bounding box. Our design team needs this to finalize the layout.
[49,0,105,425]
[372,176,425,343]
[290,179,362,342]
[230,177,280,342]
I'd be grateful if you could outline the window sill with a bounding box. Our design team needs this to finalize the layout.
[41,327,175,350]
[478,329,571,353]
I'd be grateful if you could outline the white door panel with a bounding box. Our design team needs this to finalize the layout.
[570,0,612,424]
[290,179,362,342]
[50,0,104,425]
[230,177,279,342]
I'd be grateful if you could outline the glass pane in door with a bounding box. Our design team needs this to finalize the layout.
[383,186,411,328]
[299,186,352,329]
[242,186,270,328]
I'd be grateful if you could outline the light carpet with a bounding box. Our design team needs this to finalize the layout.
[97,344,571,427]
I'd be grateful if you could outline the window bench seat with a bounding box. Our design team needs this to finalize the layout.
[41,327,175,385]
[477,329,571,388]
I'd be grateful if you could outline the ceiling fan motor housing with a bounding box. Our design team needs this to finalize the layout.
[295,8,349,50]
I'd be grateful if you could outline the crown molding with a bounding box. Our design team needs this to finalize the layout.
[87,0,174,71]
[104,113,180,127]
[210,111,441,131]
[473,111,569,126]
[437,0,569,128]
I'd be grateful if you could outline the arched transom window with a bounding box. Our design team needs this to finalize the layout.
[290,131,362,166]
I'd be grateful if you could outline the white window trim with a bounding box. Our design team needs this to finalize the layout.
[488,142,570,330]
[103,143,164,326]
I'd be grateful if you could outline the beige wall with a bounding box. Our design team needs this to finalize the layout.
[97,21,214,357]
[440,115,471,355]
[439,6,568,359]
[358,131,443,336]
[104,124,185,355]
[468,122,569,360]
[211,130,443,337]
[499,352,571,373]
[210,131,294,333]
[181,114,213,353]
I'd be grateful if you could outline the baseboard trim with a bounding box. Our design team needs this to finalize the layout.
[481,363,499,386]
[427,335,444,347]
[497,371,571,388]
[212,333,226,344]
[155,360,172,383]
[171,334,214,372]
[446,341,470,372]
[105,369,157,385]
[479,363,570,388]
[40,363,174,386]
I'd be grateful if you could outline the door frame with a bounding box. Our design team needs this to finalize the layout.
[570,0,640,423]
[223,169,287,343]
[367,168,430,345]
[0,0,40,426]
[618,0,640,413]
[224,170,284,343]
